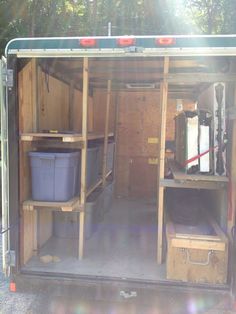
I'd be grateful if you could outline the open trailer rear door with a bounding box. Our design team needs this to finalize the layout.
[0,56,10,276]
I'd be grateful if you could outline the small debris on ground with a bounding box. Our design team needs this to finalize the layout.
[40,255,61,263]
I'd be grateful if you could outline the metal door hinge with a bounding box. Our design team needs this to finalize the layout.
[2,69,13,87]
[5,250,16,267]
[120,290,137,299]
[125,46,144,53]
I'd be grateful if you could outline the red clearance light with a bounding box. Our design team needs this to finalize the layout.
[155,37,176,46]
[80,38,97,48]
[117,37,135,47]
[9,282,16,292]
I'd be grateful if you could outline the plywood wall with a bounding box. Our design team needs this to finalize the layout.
[115,91,195,197]
[72,89,94,133]
[38,70,70,131]
[19,60,119,136]
[19,60,73,133]
[18,61,37,265]
[38,210,53,248]
[18,60,104,265]
[18,60,57,265]
[92,89,116,133]
[22,210,36,264]
[18,61,35,133]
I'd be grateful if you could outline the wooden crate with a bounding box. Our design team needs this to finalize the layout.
[166,215,228,284]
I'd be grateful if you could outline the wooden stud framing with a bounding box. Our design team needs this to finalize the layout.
[33,211,38,255]
[23,197,81,212]
[157,57,169,264]
[113,93,120,189]
[79,57,89,260]
[102,80,112,186]
[69,80,75,130]
[32,59,38,132]
[228,90,236,236]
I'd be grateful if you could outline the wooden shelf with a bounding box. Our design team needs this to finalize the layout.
[23,196,81,212]
[20,132,114,143]
[160,178,226,190]
[168,159,228,184]
[23,171,112,212]
[88,133,114,140]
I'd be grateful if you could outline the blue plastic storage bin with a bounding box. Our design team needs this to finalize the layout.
[107,142,115,172]
[86,189,104,237]
[53,212,79,238]
[29,150,80,202]
[75,146,100,194]
[103,181,114,214]
[53,188,104,239]
[86,146,99,189]
[96,142,115,176]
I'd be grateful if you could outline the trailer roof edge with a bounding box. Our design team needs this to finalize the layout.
[5,35,236,57]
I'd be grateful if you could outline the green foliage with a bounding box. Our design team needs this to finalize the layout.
[0,0,235,54]
[184,0,236,34]
[0,0,188,42]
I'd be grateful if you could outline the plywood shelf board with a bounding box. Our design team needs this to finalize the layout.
[21,133,83,142]
[21,132,114,143]
[23,196,81,212]
[88,132,114,140]
[168,159,228,183]
[160,178,226,190]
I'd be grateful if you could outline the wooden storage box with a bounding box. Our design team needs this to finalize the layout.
[166,215,228,284]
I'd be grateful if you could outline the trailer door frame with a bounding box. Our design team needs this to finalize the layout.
[0,56,10,276]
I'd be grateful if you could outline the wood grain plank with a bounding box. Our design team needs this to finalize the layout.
[157,57,169,264]
[168,159,228,183]
[102,80,112,186]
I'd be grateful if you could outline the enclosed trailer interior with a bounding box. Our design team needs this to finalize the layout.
[16,54,236,285]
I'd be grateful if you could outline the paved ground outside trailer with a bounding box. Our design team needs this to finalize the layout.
[1,218,236,314]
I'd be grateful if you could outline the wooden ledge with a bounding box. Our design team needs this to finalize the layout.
[20,132,114,143]
[22,196,81,212]
[168,159,228,184]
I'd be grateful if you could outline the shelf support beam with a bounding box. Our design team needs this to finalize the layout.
[157,57,169,264]
[69,80,75,130]
[32,59,39,132]
[228,88,236,236]
[79,57,89,260]
[102,80,112,186]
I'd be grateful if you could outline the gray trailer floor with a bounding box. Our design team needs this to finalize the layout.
[24,198,167,281]
[1,217,236,313]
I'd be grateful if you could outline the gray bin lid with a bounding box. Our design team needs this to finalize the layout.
[29,150,80,158]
